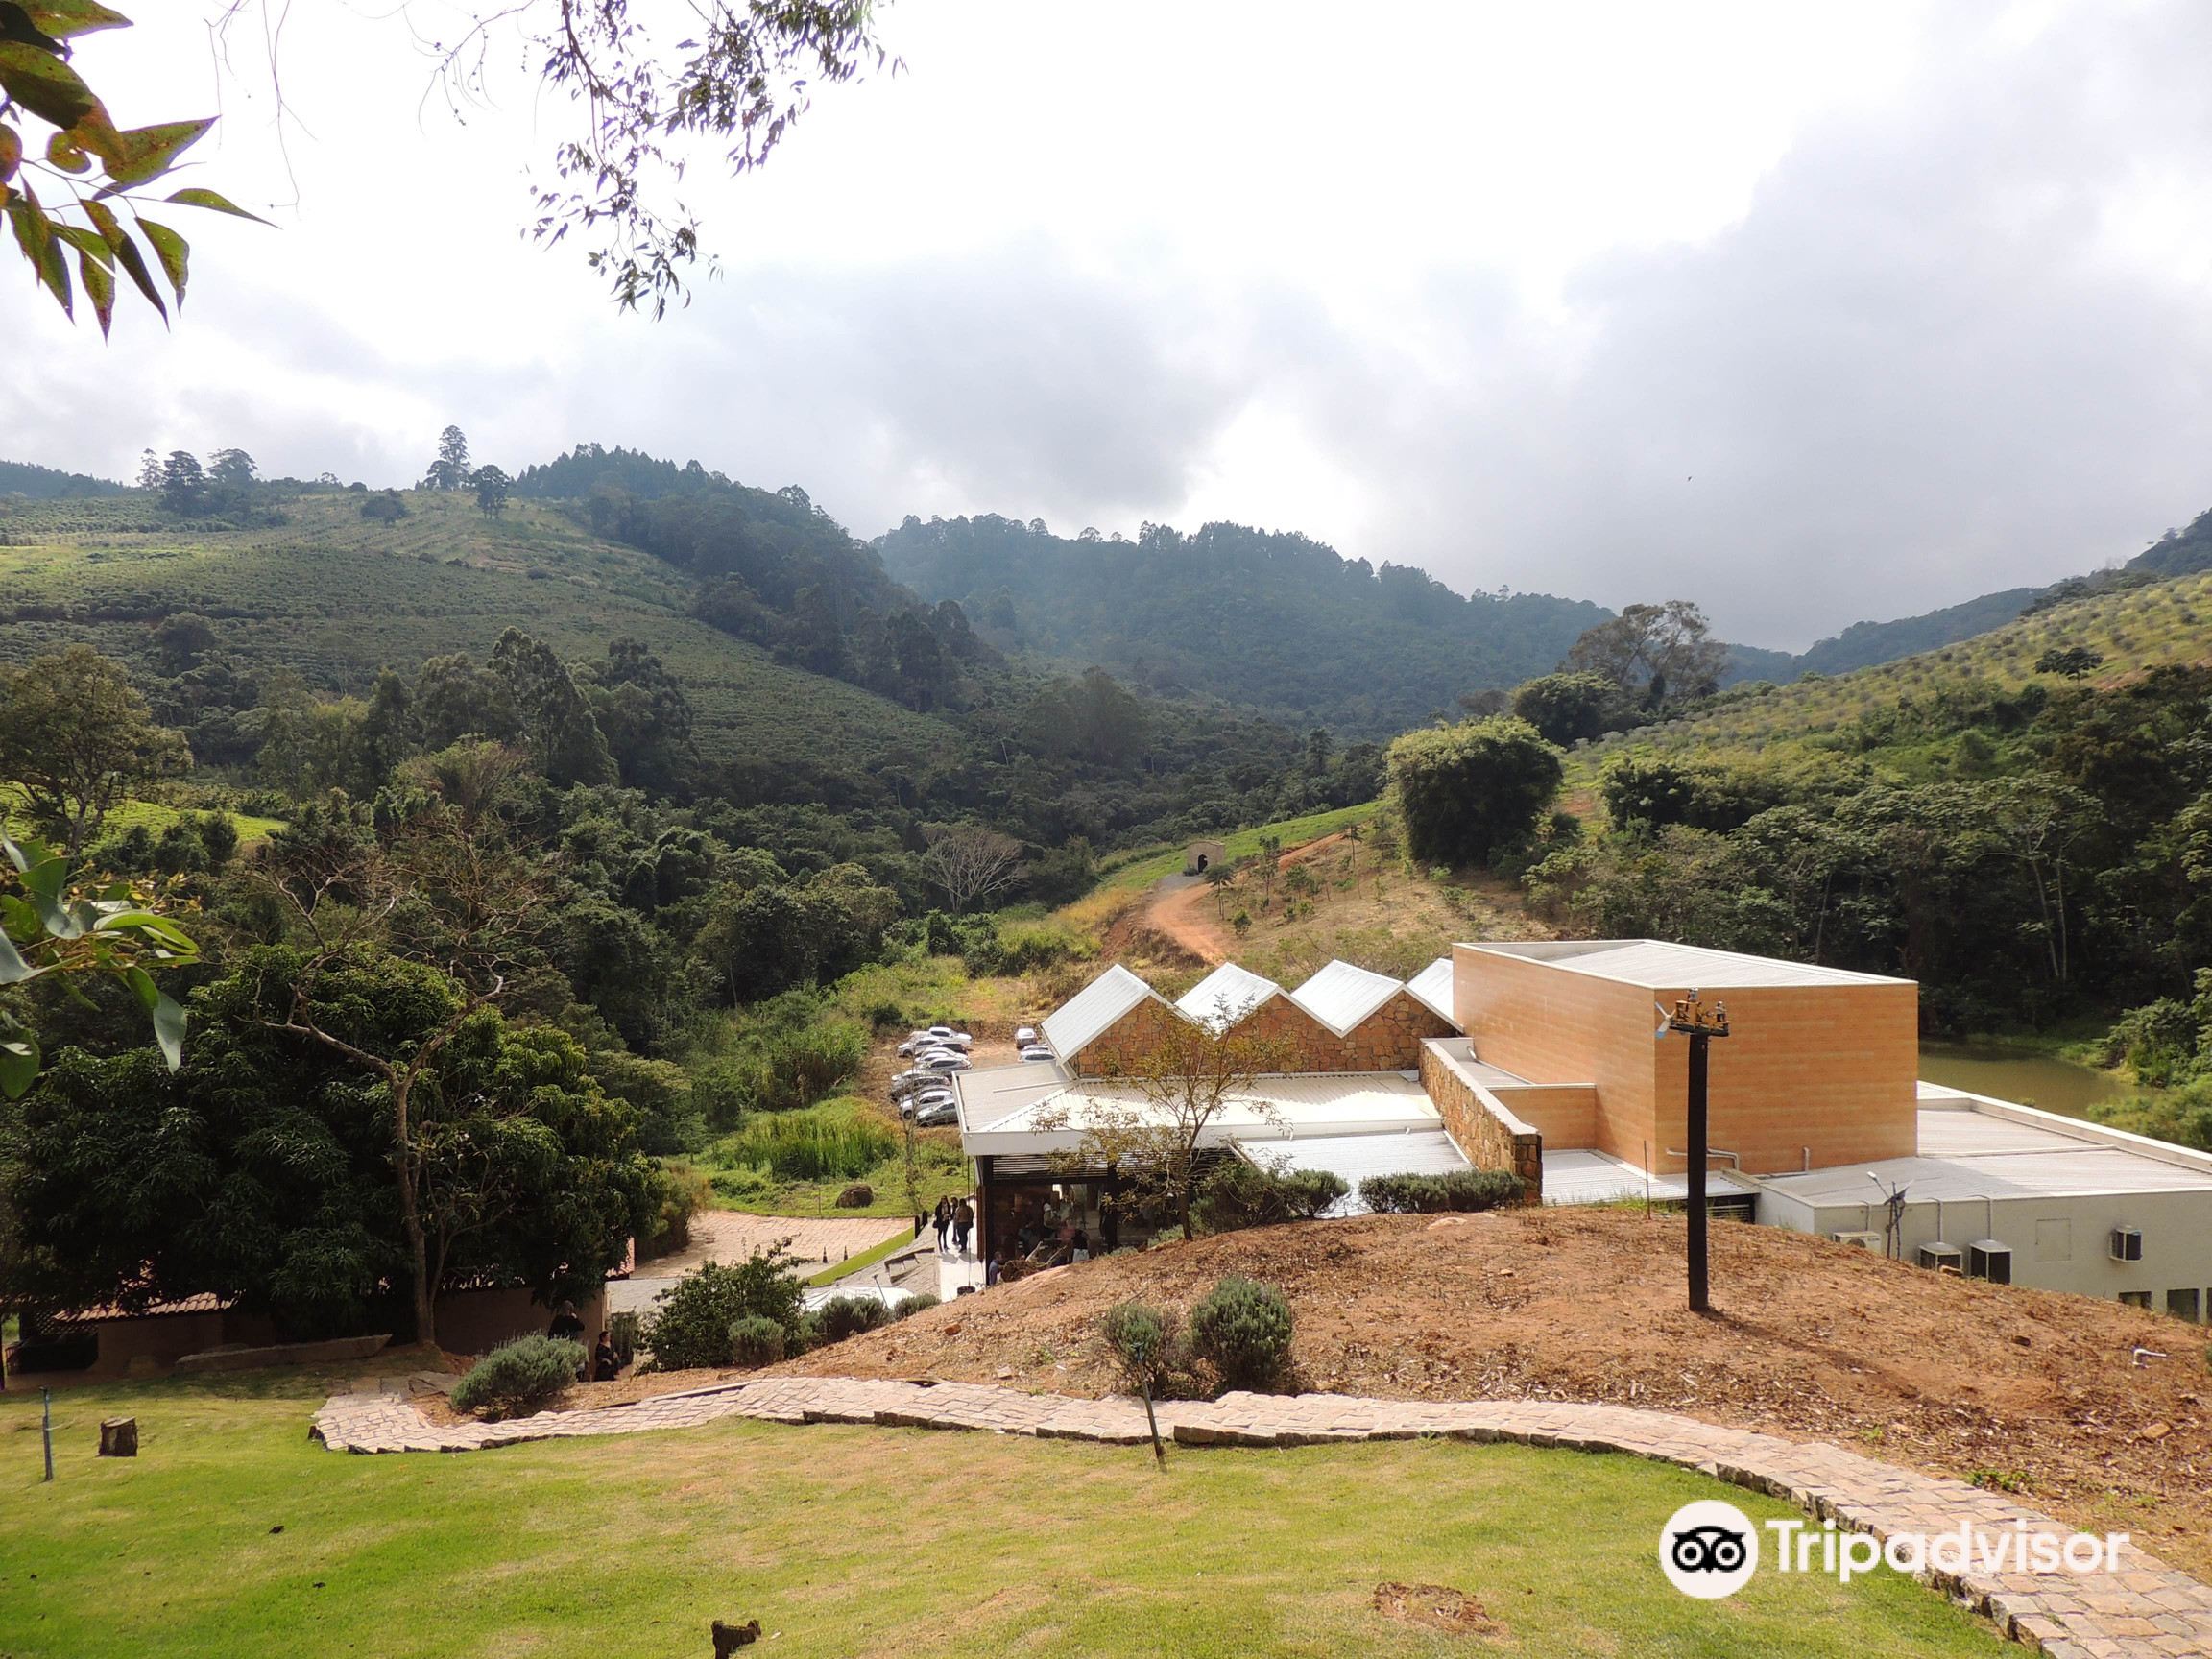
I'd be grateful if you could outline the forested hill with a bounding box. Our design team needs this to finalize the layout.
[0,459,127,498]
[877,515,1609,737]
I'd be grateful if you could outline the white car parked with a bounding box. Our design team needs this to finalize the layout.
[1014,1025,1038,1046]
[914,1100,959,1128]
[902,1088,955,1118]
[921,1051,972,1072]
[1020,1046,1055,1063]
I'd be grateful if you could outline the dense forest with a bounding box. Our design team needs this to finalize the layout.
[878,513,1612,735]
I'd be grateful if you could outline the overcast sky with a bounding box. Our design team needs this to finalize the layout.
[12,0,2212,647]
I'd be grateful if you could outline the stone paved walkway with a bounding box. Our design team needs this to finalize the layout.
[311,1378,2211,1658]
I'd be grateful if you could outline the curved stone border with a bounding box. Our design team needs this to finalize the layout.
[312,1378,2209,1657]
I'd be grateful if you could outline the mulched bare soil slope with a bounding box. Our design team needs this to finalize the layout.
[776,1210,2212,1576]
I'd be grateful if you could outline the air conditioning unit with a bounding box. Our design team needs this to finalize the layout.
[1967,1238,2012,1284]
[2110,1227,2144,1262]
[1917,1241,1963,1273]
[1829,1230,1885,1251]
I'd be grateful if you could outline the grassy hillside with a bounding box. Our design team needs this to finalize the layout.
[0,492,947,773]
[1573,565,2212,785]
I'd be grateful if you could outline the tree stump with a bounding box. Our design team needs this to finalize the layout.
[98,1417,137,1457]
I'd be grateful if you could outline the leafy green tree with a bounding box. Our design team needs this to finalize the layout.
[207,447,256,489]
[414,654,521,748]
[1560,599,1729,711]
[1512,671,1625,745]
[158,449,206,513]
[0,6,265,334]
[423,425,470,491]
[2036,645,2104,681]
[0,646,190,856]
[4,963,649,1337]
[489,628,614,786]
[1386,716,1562,868]
[359,489,408,524]
[150,611,215,669]
[585,637,696,798]
[471,464,511,518]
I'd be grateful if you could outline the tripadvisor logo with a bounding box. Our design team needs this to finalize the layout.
[1660,1500,1759,1599]
[1659,1500,2132,1599]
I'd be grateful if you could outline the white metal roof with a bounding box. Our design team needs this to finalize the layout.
[1176,963,1284,1032]
[1290,959,1405,1036]
[1244,1129,1475,1217]
[1543,1148,1758,1206]
[1040,963,1169,1059]
[1406,957,1456,1025]
[952,1062,1070,1132]
[1466,939,1912,990]
[1764,1107,2212,1205]
[965,1070,1439,1156]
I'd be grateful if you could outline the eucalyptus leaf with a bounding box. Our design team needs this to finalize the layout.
[0,925,34,984]
[0,1033,37,1100]
[0,37,100,129]
[162,185,270,225]
[150,988,186,1071]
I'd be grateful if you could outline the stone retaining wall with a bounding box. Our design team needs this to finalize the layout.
[1419,1041,1542,1203]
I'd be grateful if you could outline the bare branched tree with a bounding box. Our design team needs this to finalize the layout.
[920,822,1023,913]
[1035,1006,1288,1240]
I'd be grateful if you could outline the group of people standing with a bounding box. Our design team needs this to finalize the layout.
[931,1194,974,1257]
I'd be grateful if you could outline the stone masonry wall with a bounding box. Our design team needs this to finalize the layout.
[1419,1041,1542,1204]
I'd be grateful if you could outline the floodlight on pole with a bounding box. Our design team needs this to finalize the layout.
[1658,990,1730,1313]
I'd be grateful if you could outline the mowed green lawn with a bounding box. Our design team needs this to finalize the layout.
[0,1374,2006,1659]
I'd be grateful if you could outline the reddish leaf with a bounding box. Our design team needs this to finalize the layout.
[135,212,184,306]
[76,239,111,335]
[0,122,19,184]
[7,189,71,315]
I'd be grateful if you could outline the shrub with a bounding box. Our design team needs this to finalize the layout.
[892,1291,940,1320]
[1189,1275,1294,1394]
[816,1293,896,1343]
[727,1314,787,1367]
[1193,1161,1349,1233]
[718,1099,898,1183]
[642,1250,805,1369]
[1100,1300,1181,1396]
[1358,1169,1523,1214]
[451,1334,584,1420]
[835,1182,875,1208]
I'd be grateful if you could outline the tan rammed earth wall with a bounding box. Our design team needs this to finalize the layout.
[1451,946,1919,1176]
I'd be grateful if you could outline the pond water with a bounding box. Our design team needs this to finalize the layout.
[1916,1042,2140,1121]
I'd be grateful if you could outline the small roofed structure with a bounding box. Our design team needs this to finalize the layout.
[1175,963,1285,1032]
[1184,838,1227,876]
[1040,962,1191,1076]
[1405,956,1455,1023]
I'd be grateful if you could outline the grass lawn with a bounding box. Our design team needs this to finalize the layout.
[804,1228,913,1287]
[0,1373,2008,1658]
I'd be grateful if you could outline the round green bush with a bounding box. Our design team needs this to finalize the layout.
[815,1293,896,1343]
[1189,1274,1294,1394]
[451,1334,585,1420]
[892,1291,941,1320]
[643,1252,805,1370]
[1100,1300,1178,1394]
[728,1314,787,1367]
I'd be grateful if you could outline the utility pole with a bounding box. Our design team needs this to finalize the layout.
[1663,992,1731,1314]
